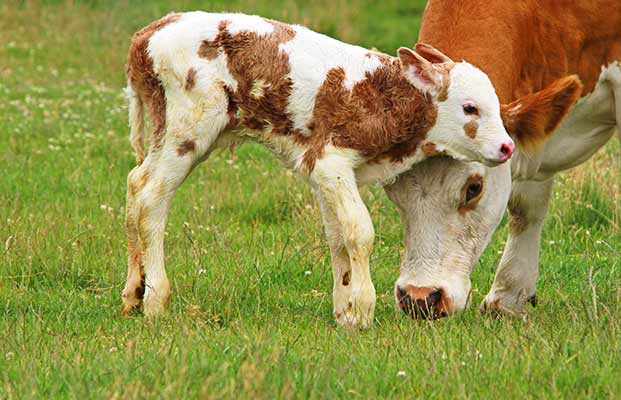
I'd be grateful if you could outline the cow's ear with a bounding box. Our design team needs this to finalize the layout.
[398,45,449,96]
[501,75,583,153]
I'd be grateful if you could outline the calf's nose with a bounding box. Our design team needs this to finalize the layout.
[397,285,449,319]
[498,142,515,162]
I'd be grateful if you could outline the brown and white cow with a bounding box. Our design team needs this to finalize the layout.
[388,0,621,319]
[119,11,530,328]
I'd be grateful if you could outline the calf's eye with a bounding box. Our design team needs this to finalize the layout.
[463,103,479,116]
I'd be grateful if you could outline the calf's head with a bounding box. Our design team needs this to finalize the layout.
[399,43,514,166]
[385,76,583,319]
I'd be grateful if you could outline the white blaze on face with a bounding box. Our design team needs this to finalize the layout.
[385,156,512,313]
[426,62,515,166]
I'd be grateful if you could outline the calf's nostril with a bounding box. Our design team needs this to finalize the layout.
[499,142,515,159]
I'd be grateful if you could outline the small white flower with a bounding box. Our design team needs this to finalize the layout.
[5,352,15,361]
[198,269,206,275]
[397,371,406,377]
[304,270,312,276]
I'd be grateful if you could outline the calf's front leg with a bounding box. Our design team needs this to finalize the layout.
[311,154,376,329]
[481,178,554,316]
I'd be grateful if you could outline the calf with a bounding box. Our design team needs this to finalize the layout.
[121,12,517,328]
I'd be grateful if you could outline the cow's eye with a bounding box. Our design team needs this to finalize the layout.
[459,174,484,214]
[466,182,483,202]
[463,103,479,116]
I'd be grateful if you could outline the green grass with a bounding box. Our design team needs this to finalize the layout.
[1,1,620,398]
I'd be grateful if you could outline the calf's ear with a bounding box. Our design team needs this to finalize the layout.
[501,75,583,153]
[398,43,451,97]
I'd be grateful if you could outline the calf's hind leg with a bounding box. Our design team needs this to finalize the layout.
[122,99,230,316]
[121,165,148,316]
[311,154,377,328]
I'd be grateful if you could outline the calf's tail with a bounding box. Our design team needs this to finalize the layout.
[125,83,146,165]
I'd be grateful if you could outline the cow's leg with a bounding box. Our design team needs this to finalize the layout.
[314,189,353,324]
[481,177,554,316]
[311,155,376,328]
[121,164,149,315]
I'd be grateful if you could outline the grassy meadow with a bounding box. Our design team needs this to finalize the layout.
[1,0,620,398]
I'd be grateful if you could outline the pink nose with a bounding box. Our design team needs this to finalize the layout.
[499,142,515,162]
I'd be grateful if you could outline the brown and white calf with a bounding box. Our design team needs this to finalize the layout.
[120,11,518,328]
[387,0,621,319]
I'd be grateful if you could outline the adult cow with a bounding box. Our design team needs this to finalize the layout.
[388,0,621,318]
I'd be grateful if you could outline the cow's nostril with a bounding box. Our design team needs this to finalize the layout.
[427,288,442,307]
[397,286,449,320]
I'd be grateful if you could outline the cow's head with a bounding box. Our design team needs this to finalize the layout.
[398,43,515,166]
[385,76,582,319]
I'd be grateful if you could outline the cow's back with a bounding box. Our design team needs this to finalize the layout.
[419,0,621,102]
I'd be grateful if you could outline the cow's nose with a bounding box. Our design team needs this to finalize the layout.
[498,142,515,162]
[396,285,448,319]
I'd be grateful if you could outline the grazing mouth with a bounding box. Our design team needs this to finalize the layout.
[396,286,449,320]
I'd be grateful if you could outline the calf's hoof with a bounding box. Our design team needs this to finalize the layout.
[120,285,145,317]
[334,286,376,329]
[120,296,142,317]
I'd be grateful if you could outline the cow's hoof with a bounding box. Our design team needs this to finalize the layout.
[143,290,171,318]
[480,290,536,319]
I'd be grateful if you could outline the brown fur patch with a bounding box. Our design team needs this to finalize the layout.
[421,142,446,157]
[198,33,222,60]
[185,68,197,91]
[177,140,196,156]
[342,271,351,286]
[464,120,478,139]
[458,174,484,215]
[198,19,297,136]
[500,76,582,152]
[305,57,438,171]
[507,195,528,235]
[126,13,182,151]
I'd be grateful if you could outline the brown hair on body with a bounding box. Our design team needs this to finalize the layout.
[305,56,439,171]
[126,13,182,151]
[199,20,298,135]
[198,20,440,173]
